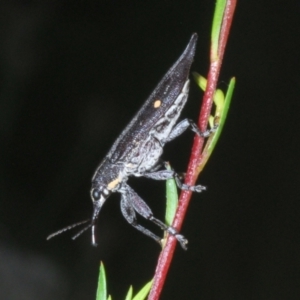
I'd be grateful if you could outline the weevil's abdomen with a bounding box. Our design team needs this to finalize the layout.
[108,34,198,164]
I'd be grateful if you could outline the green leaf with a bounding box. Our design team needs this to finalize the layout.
[192,72,207,91]
[107,296,112,300]
[96,262,107,300]
[192,73,235,174]
[165,162,178,227]
[132,280,153,300]
[125,285,133,300]
[211,0,226,58]
[206,77,235,154]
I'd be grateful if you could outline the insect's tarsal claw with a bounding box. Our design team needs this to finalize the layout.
[194,185,206,193]
[165,226,189,250]
[175,234,188,250]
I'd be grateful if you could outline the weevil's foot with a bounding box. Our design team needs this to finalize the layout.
[180,183,206,193]
[160,234,188,250]
[200,124,219,137]
[166,226,189,250]
[175,234,188,250]
[192,184,206,193]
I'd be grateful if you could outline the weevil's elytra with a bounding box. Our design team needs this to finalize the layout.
[47,33,216,250]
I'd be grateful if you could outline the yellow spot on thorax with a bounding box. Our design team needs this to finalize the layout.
[153,100,161,108]
[107,177,120,190]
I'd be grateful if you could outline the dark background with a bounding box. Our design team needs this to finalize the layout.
[0,1,299,299]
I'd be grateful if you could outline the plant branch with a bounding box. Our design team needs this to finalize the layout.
[148,1,237,299]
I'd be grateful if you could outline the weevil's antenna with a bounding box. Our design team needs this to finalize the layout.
[46,219,90,240]
[71,223,92,240]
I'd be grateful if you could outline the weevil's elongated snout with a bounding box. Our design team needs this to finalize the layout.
[90,191,108,246]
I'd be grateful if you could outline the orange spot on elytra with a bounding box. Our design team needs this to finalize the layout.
[154,100,161,108]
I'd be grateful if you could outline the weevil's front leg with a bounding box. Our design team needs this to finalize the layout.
[122,184,188,250]
[120,189,162,246]
[163,118,218,143]
[143,169,206,193]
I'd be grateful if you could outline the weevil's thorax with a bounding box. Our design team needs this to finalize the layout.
[122,137,163,176]
[91,158,127,193]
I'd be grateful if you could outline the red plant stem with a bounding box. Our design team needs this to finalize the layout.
[148,1,236,299]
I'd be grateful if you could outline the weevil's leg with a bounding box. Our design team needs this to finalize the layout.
[148,159,165,172]
[163,118,218,143]
[120,189,162,246]
[143,169,206,193]
[162,161,186,179]
[148,217,188,250]
[123,184,188,250]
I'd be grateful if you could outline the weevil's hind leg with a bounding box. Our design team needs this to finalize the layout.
[121,184,188,250]
[173,172,206,192]
[163,118,218,143]
[120,190,162,246]
[143,168,206,193]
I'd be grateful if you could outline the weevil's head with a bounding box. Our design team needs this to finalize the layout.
[46,184,112,244]
[90,185,112,246]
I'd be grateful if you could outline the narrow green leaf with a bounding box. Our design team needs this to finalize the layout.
[107,296,112,300]
[193,73,235,174]
[132,280,153,300]
[125,285,133,300]
[192,72,207,91]
[165,162,178,226]
[96,262,107,300]
[211,0,226,58]
[214,89,225,109]
[224,78,235,114]
[206,77,235,154]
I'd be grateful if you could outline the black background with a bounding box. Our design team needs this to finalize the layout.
[0,1,299,299]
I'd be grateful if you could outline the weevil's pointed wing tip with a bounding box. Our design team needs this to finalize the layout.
[191,32,198,41]
[181,33,198,56]
[188,33,198,52]
[180,33,198,63]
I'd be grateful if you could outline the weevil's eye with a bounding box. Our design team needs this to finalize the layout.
[92,189,101,201]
